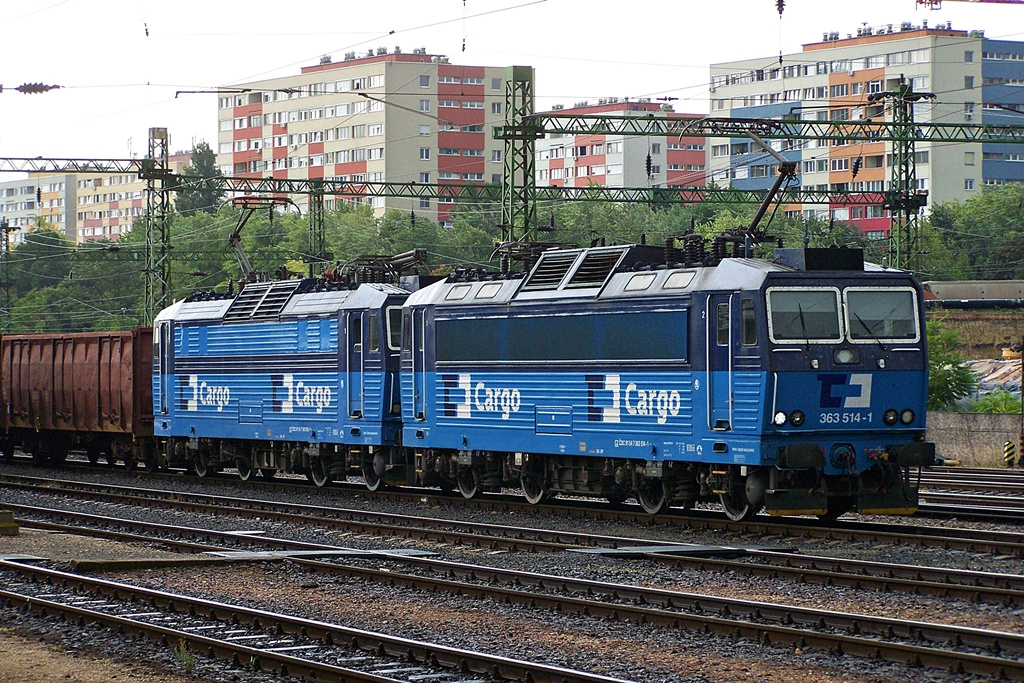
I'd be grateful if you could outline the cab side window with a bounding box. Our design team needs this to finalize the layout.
[741,298,757,346]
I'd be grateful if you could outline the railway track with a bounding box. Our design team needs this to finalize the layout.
[0,560,628,683]
[3,470,1024,558]
[7,505,1024,679]
[9,499,1024,608]
[5,469,1024,557]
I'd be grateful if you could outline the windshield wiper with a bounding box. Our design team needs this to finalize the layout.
[797,303,810,348]
[852,310,884,349]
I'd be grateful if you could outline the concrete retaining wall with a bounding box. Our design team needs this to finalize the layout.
[927,411,1022,467]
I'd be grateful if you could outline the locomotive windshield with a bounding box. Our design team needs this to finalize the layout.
[845,288,919,342]
[767,288,842,343]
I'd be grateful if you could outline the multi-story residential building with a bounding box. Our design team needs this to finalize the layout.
[708,21,1024,237]
[0,152,190,246]
[0,175,76,245]
[216,48,511,227]
[535,100,707,191]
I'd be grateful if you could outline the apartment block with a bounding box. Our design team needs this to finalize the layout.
[216,48,511,227]
[535,100,707,191]
[708,21,1024,237]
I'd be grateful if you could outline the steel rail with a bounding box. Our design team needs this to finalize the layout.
[9,509,1024,679]
[3,471,1023,556]
[0,561,632,683]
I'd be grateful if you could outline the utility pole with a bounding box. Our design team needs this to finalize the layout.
[870,78,935,273]
[141,127,172,325]
[497,66,542,248]
[0,217,14,332]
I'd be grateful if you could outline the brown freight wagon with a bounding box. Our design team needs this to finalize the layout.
[0,329,154,466]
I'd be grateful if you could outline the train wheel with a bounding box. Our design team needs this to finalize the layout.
[521,473,550,505]
[236,459,254,481]
[104,452,118,468]
[258,469,276,479]
[720,490,758,522]
[362,452,386,492]
[192,454,210,478]
[86,448,101,466]
[457,466,481,499]
[307,459,332,488]
[637,478,669,515]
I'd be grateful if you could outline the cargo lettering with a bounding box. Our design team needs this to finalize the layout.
[587,374,681,425]
[440,373,520,420]
[272,374,332,414]
[184,375,230,412]
[625,383,681,425]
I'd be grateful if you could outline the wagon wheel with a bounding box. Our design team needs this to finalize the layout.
[362,451,386,492]
[521,472,550,505]
[236,458,254,482]
[720,489,760,522]
[457,466,481,500]
[307,458,332,488]
[86,447,101,466]
[103,450,118,468]
[0,441,11,463]
[637,477,669,515]
[258,469,276,479]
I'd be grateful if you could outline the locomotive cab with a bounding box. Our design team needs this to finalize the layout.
[759,249,934,517]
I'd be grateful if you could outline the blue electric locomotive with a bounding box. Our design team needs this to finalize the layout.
[393,244,933,520]
[152,278,408,485]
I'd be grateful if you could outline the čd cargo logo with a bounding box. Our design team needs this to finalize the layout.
[179,375,230,412]
[271,374,333,414]
[585,374,682,425]
[440,373,521,420]
[817,373,872,409]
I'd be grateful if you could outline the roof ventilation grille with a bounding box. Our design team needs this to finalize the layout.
[521,250,582,291]
[564,248,626,288]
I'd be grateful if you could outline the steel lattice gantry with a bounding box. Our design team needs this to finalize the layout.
[494,96,1024,272]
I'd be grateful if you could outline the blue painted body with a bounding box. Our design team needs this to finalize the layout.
[153,281,407,449]
[401,249,929,480]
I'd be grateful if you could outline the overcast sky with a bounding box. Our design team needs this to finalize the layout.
[3,0,1024,161]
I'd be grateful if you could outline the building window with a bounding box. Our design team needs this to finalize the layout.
[420,75,430,88]
[419,172,430,183]
[965,50,974,63]
[419,124,430,136]
[420,148,430,160]
[419,100,430,112]
[420,197,430,208]
[491,150,502,162]
[965,152,975,166]
[368,123,383,136]
[965,76,974,90]
[491,78,502,90]
[491,102,502,114]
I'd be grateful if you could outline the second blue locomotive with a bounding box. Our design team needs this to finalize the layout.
[151,244,934,520]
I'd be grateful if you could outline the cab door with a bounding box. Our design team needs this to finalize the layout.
[706,294,733,431]
[345,312,363,418]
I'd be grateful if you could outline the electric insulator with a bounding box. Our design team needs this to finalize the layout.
[645,154,653,176]
[15,83,60,94]
[776,0,785,15]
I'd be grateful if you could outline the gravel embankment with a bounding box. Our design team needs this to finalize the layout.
[1,461,1021,683]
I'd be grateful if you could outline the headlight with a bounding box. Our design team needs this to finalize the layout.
[773,411,787,426]
[900,409,915,425]
[789,410,805,426]
[833,348,860,364]
[883,409,899,426]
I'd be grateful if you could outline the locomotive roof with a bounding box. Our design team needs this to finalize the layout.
[156,281,408,324]
[405,245,904,309]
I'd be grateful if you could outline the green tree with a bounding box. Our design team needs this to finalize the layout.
[174,141,225,217]
[926,319,978,410]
